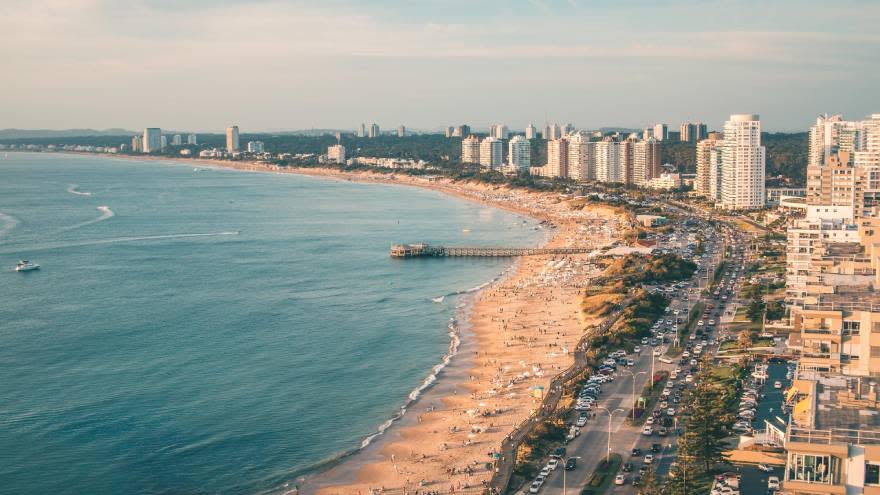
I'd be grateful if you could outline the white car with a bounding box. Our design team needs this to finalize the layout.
[634,345,641,353]
[547,458,559,470]
[576,416,588,427]
[529,479,543,493]
[539,466,550,477]
[646,416,654,425]
[667,408,676,416]
[768,476,780,489]
[642,426,654,435]
[685,374,694,383]
[644,454,654,464]
[615,474,626,485]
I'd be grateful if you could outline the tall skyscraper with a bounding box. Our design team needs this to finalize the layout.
[131,135,143,153]
[160,135,168,149]
[461,135,480,164]
[360,123,367,138]
[679,122,707,142]
[444,126,454,138]
[172,134,182,145]
[620,137,635,185]
[508,135,530,171]
[633,138,661,186]
[143,128,162,153]
[595,138,622,183]
[397,125,406,138]
[490,124,509,140]
[807,114,864,204]
[187,133,197,145]
[226,126,240,152]
[567,132,593,181]
[546,138,568,178]
[696,123,708,141]
[720,114,765,210]
[653,123,668,141]
[525,123,537,140]
[695,132,723,197]
[479,137,503,169]
[452,125,470,138]
[368,123,380,138]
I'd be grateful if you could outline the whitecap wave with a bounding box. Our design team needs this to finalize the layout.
[67,184,92,196]
[59,206,115,232]
[431,296,445,303]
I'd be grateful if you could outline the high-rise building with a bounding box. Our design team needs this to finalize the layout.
[143,128,162,153]
[567,132,593,181]
[461,135,480,164]
[187,133,197,145]
[633,138,661,186]
[445,126,454,138]
[160,135,168,149]
[546,138,568,178]
[397,125,406,138]
[562,123,575,137]
[709,146,723,200]
[131,135,143,153]
[226,126,240,152]
[452,125,471,138]
[172,134,182,146]
[525,123,537,140]
[679,122,708,142]
[508,135,530,171]
[368,123,380,138]
[719,114,765,210]
[327,144,346,164]
[595,138,622,183]
[619,137,635,185]
[489,124,509,140]
[360,123,367,138]
[695,132,723,197]
[653,123,668,141]
[543,123,561,140]
[479,137,503,170]
[696,123,708,141]
[247,141,265,153]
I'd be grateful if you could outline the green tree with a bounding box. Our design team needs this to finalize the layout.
[638,466,663,495]
[680,381,732,472]
[746,297,765,323]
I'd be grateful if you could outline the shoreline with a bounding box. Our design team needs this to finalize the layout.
[12,151,627,494]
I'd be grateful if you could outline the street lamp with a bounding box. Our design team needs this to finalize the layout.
[619,369,647,421]
[595,406,625,462]
[562,456,581,495]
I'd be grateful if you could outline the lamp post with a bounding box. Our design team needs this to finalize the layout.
[562,456,581,495]
[620,369,647,421]
[596,407,625,462]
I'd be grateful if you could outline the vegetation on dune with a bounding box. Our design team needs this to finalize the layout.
[600,253,697,287]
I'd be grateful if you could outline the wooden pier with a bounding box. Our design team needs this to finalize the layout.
[390,243,593,258]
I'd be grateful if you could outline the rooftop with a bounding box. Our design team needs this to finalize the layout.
[787,371,880,445]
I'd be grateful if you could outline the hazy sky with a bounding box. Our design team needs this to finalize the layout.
[3,0,879,132]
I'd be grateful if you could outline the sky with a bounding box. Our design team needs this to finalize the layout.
[2,0,879,133]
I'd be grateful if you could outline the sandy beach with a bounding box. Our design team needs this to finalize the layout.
[52,153,630,494]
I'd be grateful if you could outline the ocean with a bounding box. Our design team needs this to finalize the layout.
[0,153,543,495]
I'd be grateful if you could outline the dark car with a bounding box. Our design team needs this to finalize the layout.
[652,443,662,453]
[633,475,642,486]
[553,447,567,458]
[623,462,633,472]
[631,448,642,456]
[565,457,577,471]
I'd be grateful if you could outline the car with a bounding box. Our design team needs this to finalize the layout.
[547,458,559,471]
[652,443,662,453]
[632,475,642,486]
[631,448,642,456]
[623,462,633,472]
[576,416,588,427]
[552,447,567,458]
[685,374,694,383]
[644,454,654,464]
[638,465,649,475]
[642,426,654,435]
[667,408,676,416]
[768,476,780,489]
[658,426,668,436]
[529,477,545,493]
[615,474,626,485]
[634,345,641,353]
[565,457,577,470]
[627,358,635,366]
[641,337,649,345]
[539,466,550,477]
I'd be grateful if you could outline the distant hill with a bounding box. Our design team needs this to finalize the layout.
[0,128,136,139]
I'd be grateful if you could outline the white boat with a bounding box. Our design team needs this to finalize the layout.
[15,260,40,272]
[774,381,782,389]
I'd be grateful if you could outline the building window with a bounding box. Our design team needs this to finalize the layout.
[872,346,880,358]
[788,453,837,484]
[868,463,880,485]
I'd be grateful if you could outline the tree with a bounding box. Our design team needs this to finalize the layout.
[638,466,663,495]
[665,449,701,495]
[680,381,732,472]
[746,297,765,323]
[737,330,754,350]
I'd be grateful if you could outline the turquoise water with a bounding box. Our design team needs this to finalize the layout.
[0,153,542,495]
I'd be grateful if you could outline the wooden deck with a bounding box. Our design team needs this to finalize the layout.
[390,243,593,258]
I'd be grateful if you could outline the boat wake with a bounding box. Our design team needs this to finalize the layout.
[0,231,240,255]
[60,206,115,232]
[0,212,20,240]
[67,184,93,196]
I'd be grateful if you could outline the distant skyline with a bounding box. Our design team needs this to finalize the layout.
[3,0,879,132]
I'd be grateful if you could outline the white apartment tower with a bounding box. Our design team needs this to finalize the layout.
[397,125,406,138]
[632,138,660,186]
[508,135,531,171]
[187,133,198,145]
[327,144,346,164]
[479,137,503,169]
[720,114,765,210]
[525,124,537,140]
[247,141,265,153]
[595,138,622,183]
[226,126,240,152]
[490,124,509,140]
[567,133,593,181]
[653,123,668,141]
[461,135,480,164]
[368,123,380,138]
[143,128,162,153]
[695,133,723,198]
[546,138,568,178]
